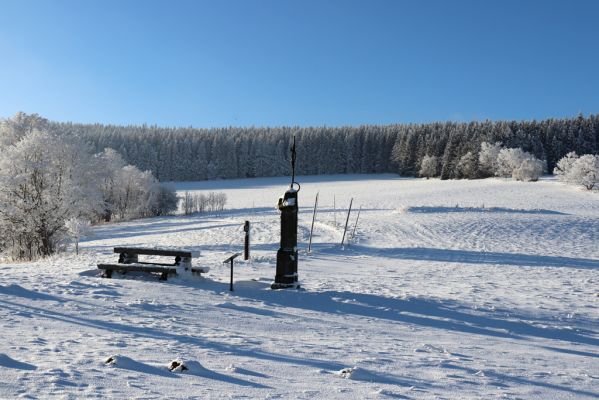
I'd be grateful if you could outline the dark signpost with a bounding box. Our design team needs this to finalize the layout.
[243,220,250,260]
[224,253,241,291]
[272,136,300,289]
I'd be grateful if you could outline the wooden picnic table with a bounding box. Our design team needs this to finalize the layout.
[98,247,207,281]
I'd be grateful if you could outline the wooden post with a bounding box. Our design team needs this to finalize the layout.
[350,205,362,241]
[308,192,318,253]
[230,259,234,291]
[340,198,353,247]
[243,221,250,260]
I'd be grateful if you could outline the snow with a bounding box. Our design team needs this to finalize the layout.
[1,174,598,399]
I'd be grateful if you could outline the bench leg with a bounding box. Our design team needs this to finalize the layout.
[159,272,168,281]
[102,269,113,278]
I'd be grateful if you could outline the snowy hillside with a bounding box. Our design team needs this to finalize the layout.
[1,175,598,399]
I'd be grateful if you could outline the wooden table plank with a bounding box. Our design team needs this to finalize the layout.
[113,247,193,258]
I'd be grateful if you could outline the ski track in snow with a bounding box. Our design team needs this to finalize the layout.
[0,174,598,399]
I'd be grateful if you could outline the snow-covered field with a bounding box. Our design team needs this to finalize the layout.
[1,174,598,399]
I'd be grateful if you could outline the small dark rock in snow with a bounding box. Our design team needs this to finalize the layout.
[338,367,356,378]
[169,360,188,372]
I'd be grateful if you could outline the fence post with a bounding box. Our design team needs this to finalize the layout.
[340,198,353,247]
[333,195,337,227]
[230,258,234,291]
[350,205,361,241]
[308,192,319,253]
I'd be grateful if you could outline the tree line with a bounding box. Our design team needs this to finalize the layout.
[49,114,599,181]
[2,111,598,260]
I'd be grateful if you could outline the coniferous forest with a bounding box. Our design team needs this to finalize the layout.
[50,114,599,181]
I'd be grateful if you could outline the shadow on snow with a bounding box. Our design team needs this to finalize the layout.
[312,244,599,271]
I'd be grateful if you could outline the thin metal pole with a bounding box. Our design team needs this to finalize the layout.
[333,195,336,227]
[290,135,296,188]
[340,198,353,247]
[350,205,362,240]
[308,192,319,253]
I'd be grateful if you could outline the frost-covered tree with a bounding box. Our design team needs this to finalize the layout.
[182,191,194,215]
[512,158,544,182]
[456,151,478,179]
[147,184,179,216]
[497,148,544,181]
[564,154,599,190]
[112,166,156,220]
[0,130,104,259]
[419,155,438,179]
[478,142,502,177]
[93,150,177,221]
[96,148,127,221]
[553,151,578,182]
[440,133,459,180]
[496,148,524,177]
[0,112,48,148]
[65,217,91,255]
[214,192,227,211]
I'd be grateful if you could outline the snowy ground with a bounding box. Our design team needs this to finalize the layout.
[1,174,598,399]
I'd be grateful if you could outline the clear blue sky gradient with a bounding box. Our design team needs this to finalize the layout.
[1,0,598,127]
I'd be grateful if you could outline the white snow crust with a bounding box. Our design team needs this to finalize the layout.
[0,174,597,399]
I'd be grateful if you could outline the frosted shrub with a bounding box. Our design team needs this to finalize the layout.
[182,192,207,215]
[496,148,525,177]
[65,218,91,255]
[512,158,544,182]
[564,154,599,190]
[195,193,207,213]
[496,148,544,181]
[214,192,227,211]
[96,150,178,221]
[478,142,502,177]
[182,192,194,215]
[150,184,179,216]
[206,192,227,211]
[553,153,599,190]
[553,152,578,182]
[419,155,438,179]
[181,191,227,215]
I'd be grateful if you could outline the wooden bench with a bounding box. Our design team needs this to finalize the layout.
[98,247,208,281]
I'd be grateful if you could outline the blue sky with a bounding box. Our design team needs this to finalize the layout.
[0,0,598,127]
